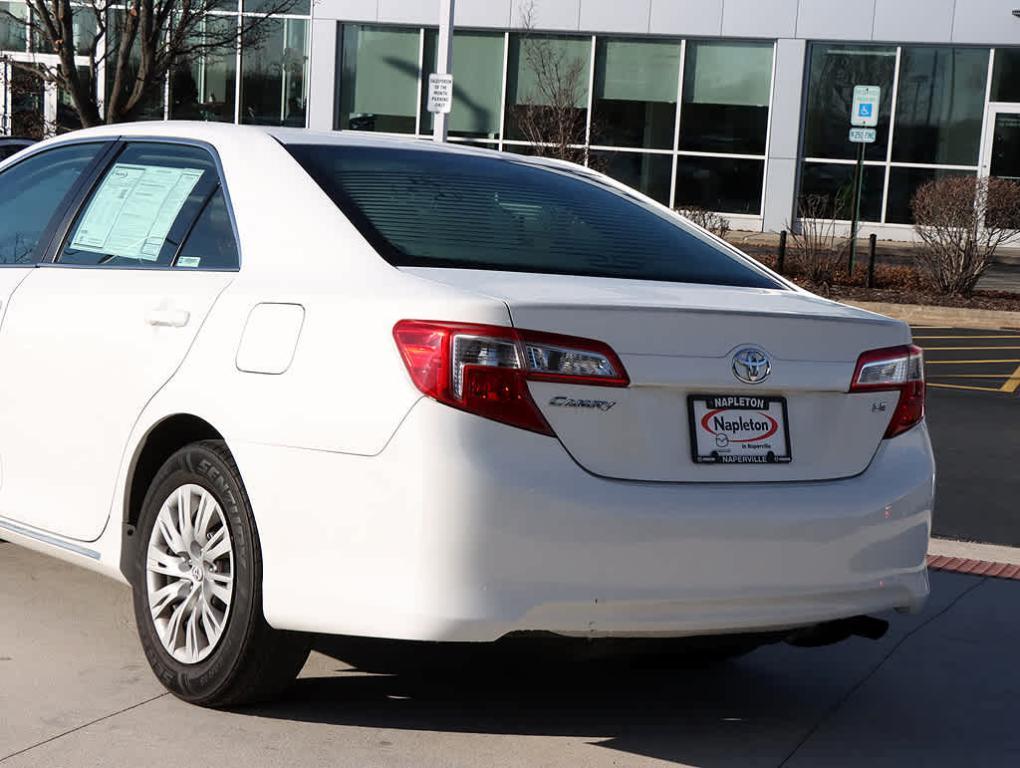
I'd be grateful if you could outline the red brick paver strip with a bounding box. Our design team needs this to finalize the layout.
[927,555,1020,580]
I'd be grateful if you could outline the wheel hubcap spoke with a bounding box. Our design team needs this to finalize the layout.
[146,483,234,665]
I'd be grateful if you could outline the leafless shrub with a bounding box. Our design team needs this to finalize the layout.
[911,176,1020,295]
[677,207,731,239]
[787,194,847,284]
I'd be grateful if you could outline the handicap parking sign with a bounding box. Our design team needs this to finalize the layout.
[851,85,880,127]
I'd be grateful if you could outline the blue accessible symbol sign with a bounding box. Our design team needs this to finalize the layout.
[851,85,880,128]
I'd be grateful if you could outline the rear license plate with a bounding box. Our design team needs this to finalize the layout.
[688,395,792,465]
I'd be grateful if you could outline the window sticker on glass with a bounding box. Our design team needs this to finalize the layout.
[71,164,205,261]
[177,256,202,268]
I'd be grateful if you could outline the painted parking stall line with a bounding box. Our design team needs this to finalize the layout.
[911,326,1020,394]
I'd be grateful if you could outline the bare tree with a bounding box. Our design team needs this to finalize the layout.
[912,176,1020,295]
[676,207,731,239]
[0,0,298,130]
[510,1,595,166]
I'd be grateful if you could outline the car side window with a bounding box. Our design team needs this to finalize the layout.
[0,143,104,266]
[59,143,221,268]
[173,188,239,270]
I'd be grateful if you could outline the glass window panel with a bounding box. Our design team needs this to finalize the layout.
[244,0,310,13]
[337,24,419,133]
[804,44,897,161]
[505,33,590,142]
[286,143,780,289]
[675,156,764,215]
[171,17,237,122]
[892,47,988,166]
[885,167,975,224]
[57,67,91,133]
[591,38,680,149]
[420,30,504,140]
[105,9,166,120]
[680,41,772,155]
[591,150,673,204]
[60,143,218,267]
[176,188,239,269]
[798,162,885,222]
[1,2,28,52]
[0,143,103,264]
[992,48,1020,102]
[35,6,97,56]
[240,17,308,126]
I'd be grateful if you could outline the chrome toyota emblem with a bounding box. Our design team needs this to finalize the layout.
[732,347,771,385]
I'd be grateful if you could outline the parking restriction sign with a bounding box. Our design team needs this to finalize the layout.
[851,86,881,127]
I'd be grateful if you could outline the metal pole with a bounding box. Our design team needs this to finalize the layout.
[777,230,787,275]
[848,142,865,277]
[433,0,456,143]
[867,233,878,289]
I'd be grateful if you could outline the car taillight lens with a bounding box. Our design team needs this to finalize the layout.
[849,344,925,439]
[393,321,629,436]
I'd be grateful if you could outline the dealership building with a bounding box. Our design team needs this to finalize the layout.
[2,0,1020,239]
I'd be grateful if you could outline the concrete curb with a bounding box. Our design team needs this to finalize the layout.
[929,537,1020,566]
[844,300,1020,330]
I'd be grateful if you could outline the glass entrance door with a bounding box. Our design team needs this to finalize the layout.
[982,105,1020,183]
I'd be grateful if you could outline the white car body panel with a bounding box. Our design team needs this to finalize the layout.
[0,123,934,644]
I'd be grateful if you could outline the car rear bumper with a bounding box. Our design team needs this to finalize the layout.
[237,399,933,641]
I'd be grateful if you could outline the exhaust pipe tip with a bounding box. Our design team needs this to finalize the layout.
[786,615,889,648]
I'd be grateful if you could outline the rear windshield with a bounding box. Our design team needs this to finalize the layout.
[286,144,781,289]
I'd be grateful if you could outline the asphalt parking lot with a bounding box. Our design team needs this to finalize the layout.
[912,327,1020,547]
[2,542,1019,768]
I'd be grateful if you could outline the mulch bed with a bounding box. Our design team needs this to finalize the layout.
[739,245,1020,313]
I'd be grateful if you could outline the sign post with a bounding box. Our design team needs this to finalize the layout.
[848,85,880,275]
[431,0,456,143]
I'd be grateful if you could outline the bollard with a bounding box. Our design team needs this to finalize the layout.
[777,230,787,275]
[867,233,877,289]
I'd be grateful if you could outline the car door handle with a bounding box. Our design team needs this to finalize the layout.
[146,309,191,328]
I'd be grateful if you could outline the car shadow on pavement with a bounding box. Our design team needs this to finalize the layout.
[250,642,815,766]
[242,574,1020,767]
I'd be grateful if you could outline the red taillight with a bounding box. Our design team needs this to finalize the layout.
[849,344,926,439]
[393,321,629,436]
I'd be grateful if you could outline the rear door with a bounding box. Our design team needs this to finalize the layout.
[0,140,241,541]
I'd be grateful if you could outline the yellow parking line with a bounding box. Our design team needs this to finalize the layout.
[927,359,1020,364]
[915,335,1020,340]
[1002,365,1020,394]
[922,346,1020,351]
[929,374,1020,379]
[929,382,1007,392]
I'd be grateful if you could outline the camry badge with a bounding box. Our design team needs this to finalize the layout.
[732,347,772,385]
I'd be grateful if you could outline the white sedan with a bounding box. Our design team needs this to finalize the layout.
[0,123,933,707]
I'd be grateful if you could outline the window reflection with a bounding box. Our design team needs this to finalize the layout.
[421,30,504,139]
[676,156,764,215]
[592,150,673,204]
[804,44,896,161]
[240,18,308,126]
[680,41,772,155]
[893,47,987,166]
[338,25,419,133]
[171,17,238,123]
[592,38,680,150]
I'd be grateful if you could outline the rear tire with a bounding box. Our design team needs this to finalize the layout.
[131,440,309,707]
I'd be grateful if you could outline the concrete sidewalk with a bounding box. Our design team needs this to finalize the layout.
[2,542,1017,767]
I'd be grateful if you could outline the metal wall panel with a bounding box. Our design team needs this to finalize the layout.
[579,0,651,34]
[314,0,378,22]
[872,0,955,43]
[509,0,582,31]
[721,0,798,39]
[952,0,1020,44]
[648,0,722,37]
[307,19,338,131]
[795,0,877,41]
